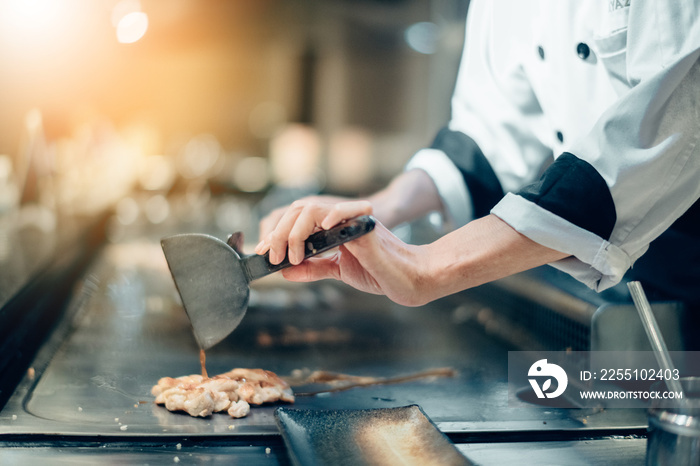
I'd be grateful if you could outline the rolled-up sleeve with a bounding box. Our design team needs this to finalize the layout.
[493,1,700,291]
[405,147,473,228]
[405,0,549,229]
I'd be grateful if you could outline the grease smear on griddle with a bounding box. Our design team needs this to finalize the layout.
[289,368,456,396]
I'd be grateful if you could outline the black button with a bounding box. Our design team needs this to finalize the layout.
[556,131,564,143]
[537,45,545,60]
[576,42,590,60]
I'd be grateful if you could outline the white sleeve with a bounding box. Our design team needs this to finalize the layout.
[493,1,700,291]
[405,148,472,228]
[447,0,552,194]
[404,0,550,228]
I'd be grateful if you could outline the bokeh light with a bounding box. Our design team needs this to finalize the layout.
[138,155,176,191]
[405,22,439,55]
[116,11,149,44]
[144,194,169,224]
[269,124,321,188]
[115,196,140,225]
[234,157,269,193]
[176,134,222,179]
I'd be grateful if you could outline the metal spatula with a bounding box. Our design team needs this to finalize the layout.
[161,215,376,350]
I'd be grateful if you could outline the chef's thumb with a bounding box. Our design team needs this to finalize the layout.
[281,256,341,282]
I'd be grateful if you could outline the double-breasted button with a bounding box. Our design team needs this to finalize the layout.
[537,45,545,60]
[576,42,590,60]
[556,131,564,143]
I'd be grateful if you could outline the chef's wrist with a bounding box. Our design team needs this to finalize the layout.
[417,239,470,304]
[386,242,447,307]
[368,169,443,229]
[414,244,448,305]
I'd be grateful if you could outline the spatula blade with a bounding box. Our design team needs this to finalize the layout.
[161,233,250,350]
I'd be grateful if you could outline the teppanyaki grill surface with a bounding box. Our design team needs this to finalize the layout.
[0,241,647,437]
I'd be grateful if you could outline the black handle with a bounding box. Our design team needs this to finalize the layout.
[241,215,376,281]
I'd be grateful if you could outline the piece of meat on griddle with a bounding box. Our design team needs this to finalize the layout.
[152,368,294,418]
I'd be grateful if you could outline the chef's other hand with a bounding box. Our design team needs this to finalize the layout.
[255,200,432,306]
[257,168,446,244]
[255,199,372,266]
[258,195,351,245]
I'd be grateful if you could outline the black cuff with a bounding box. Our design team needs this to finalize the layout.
[670,197,700,236]
[517,152,616,240]
[430,127,504,218]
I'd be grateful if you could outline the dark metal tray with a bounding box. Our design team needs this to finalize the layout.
[276,405,470,466]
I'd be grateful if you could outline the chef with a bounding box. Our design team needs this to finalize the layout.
[255,0,700,319]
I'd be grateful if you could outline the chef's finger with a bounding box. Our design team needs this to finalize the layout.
[287,207,326,265]
[266,202,307,264]
[321,200,373,230]
[257,206,288,251]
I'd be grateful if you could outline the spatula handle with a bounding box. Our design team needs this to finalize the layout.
[242,215,376,281]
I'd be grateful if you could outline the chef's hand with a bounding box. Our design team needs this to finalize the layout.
[255,198,570,306]
[257,169,444,244]
[258,195,352,245]
[255,200,434,306]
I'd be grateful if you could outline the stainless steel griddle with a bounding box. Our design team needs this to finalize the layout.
[0,240,648,463]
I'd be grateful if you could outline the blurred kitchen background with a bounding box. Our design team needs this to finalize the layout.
[0,0,468,240]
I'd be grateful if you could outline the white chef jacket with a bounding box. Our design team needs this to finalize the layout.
[407,0,700,292]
